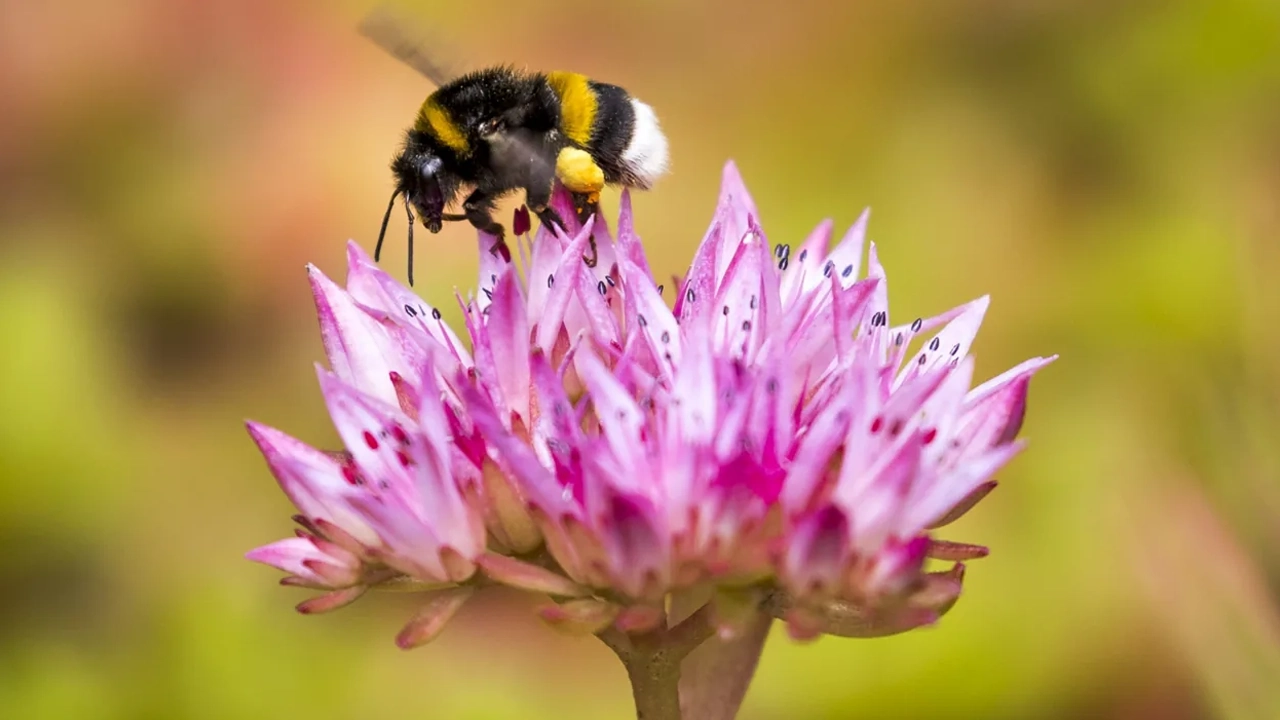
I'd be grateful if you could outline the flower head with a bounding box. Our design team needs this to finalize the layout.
[247,161,1053,644]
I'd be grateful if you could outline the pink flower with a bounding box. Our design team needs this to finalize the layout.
[247,161,1053,644]
[245,318,488,645]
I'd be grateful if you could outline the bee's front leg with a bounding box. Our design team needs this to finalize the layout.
[524,161,569,239]
[463,189,508,257]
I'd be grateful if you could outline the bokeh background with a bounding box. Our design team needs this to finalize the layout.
[2,0,1279,718]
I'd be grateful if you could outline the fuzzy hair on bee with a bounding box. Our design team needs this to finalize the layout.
[360,8,669,284]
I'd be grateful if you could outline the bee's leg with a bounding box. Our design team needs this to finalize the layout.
[524,171,568,238]
[570,192,602,267]
[553,147,606,268]
[462,189,508,257]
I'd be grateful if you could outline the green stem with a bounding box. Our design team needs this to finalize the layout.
[623,642,683,720]
[599,604,716,720]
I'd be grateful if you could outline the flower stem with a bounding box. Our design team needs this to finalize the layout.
[599,604,717,720]
[622,642,683,720]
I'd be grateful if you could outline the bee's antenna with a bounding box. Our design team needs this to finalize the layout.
[376,187,400,262]
[404,200,416,286]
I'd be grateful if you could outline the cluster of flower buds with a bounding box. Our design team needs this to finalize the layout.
[247,162,1053,648]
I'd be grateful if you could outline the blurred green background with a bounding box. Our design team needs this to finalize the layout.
[2,0,1279,718]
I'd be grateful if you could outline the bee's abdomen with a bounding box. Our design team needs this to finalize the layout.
[546,71,669,190]
[585,82,633,178]
[587,82,668,190]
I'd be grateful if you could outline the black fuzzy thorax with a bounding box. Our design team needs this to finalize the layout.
[394,67,564,206]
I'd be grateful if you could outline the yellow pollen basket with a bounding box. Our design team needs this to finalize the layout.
[546,71,597,147]
[556,147,605,202]
[415,97,469,154]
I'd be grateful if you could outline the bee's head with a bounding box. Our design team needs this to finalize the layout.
[377,144,459,284]
[390,148,454,232]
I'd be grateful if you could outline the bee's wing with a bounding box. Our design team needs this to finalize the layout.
[358,4,459,87]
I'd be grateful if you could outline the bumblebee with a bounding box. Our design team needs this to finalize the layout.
[360,9,670,283]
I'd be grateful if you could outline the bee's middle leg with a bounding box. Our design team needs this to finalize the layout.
[524,173,567,238]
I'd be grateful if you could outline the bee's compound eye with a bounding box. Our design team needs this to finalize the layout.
[479,118,502,136]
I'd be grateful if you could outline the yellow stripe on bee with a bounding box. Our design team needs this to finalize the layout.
[414,96,469,154]
[547,71,598,146]
[556,147,605,199]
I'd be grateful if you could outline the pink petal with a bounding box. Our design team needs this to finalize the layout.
[477,553,588,597]
[534,222,595,352]
[779,379,861,512]
[863,535,929,596]
[894,296,989,389]
[343,241,473,371]
[309,264,416,405]
[538,598,619,634]
[246,537,323,577]
[926,539,991,560]
[296,586,367,615]
[462,378,571,514]
[711,161,761,281]
[484,268,532,421]
[959,355,1057,448]
[395,586,473,649]
[826,209,870,290]
[780,218,834,306]
[245,422,381,547]
[710,225,774,358]
[576,350,647,479]
[474,232,511,314]
[615,189,652,276]
[901,441,1026,533]
[568,220,622,347]
[619,256,681,377]
[838,430,924,554]
[675,221,722,333]
[598,491,669,599]
[782,504,851,595]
